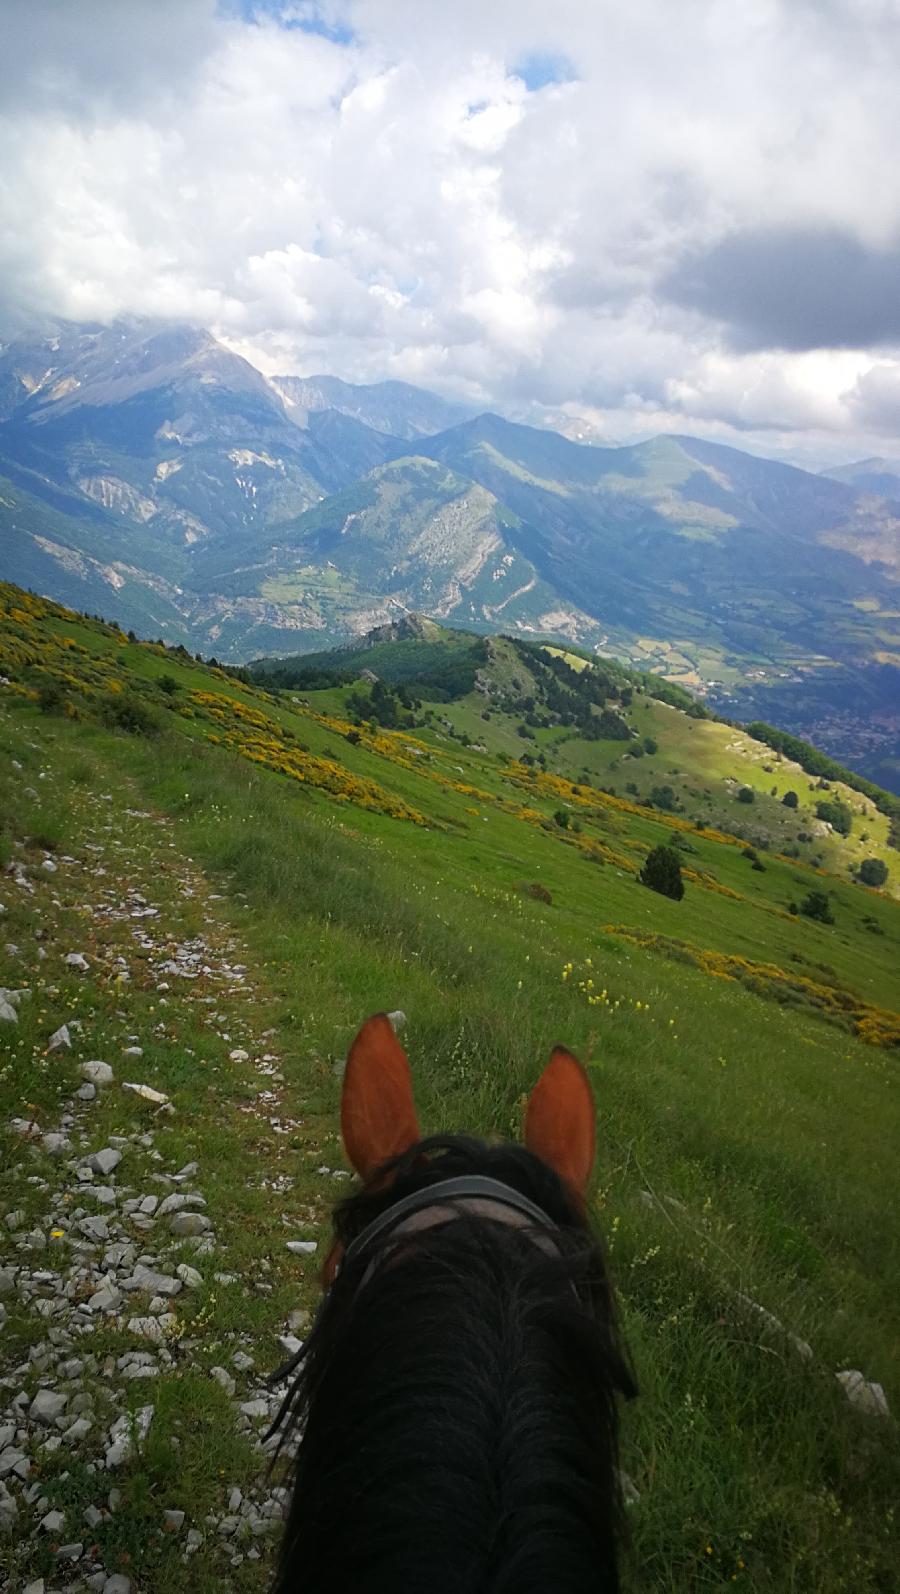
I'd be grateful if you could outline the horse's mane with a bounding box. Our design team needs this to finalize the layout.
[272,1134,635,1593]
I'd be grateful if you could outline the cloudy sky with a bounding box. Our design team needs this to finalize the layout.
[2,0,900,465]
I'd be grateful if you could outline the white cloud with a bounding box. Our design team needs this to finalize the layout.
[1,0,900,463]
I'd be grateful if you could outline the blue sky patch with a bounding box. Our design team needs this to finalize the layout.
[512,53,576,91]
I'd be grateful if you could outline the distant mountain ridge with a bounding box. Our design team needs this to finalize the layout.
[1,316,898,788]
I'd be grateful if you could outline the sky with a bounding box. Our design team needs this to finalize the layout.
[2,0,900,467]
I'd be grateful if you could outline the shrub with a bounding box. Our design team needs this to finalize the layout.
[800,890,834,924]
[553,809,570,829]
[521,882,552,904]
[36,680,65,715]
[815,798,852,836]
[648,784,679,812]
[859,857,888,888]
[737,786,755,804]
[639,844,685,901]
[157,674,179,696]
[100,692,163,737]
[782,790,799,808]
[643,737,658,755]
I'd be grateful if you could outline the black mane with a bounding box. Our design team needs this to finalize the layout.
[272,1134,635,1593]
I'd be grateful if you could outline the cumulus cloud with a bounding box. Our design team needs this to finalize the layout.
[1,0,900,462]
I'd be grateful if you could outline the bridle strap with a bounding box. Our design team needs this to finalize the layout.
[342,1174,558,1270]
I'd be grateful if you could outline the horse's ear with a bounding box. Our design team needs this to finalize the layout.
[341,1013,421,1179]
[524,1045,596,1201]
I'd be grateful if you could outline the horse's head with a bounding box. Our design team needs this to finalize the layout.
[273,1014,634,1594]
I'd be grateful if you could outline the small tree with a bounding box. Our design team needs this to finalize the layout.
[640,844,684,901]
[859,858,888,888]
[815,798,852,836]
[643,737,658,755]
[782,790,799,808]
[800,890,834,924]
[737,786,755,804]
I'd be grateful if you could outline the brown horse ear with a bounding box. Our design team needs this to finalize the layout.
[524,1046,596,1201]
[341,1013,421,1179]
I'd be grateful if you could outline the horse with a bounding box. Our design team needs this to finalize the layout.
[270,1013,635,1593]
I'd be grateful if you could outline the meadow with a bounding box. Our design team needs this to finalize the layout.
[0,583,898,1591]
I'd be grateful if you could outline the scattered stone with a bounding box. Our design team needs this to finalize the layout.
[232,1350,254,1372]
[127,1314,177,1344]
[169,1211,211,1237]
[48,1023,71,1051]
[836,1370,889,1416]
[239,1399,269,1421]
[158,1192,206,1217]
[122,1046,143,1059]
[76,1082,97,1102]
[55,1541,83,1562]
[81,1061,114,1085]
[0,999,16,1025]
[229,1048,249,1063]
[163,1508,185,1532]
[86,1147,122,1177]
[286,1240,318,1256]
[87,1283,122,1314]
[121,1265,181,1297]
[42,1132,70,1157]
[79,1215,110,1243]
[66,953,90,971]
[210,1366,236,1396]
[186,1528,203,1552]
[30,1389,68,1425]
[122,1082,169,1105]
[40,1508,66,1532]
[176,1263,202,1289]
[41,858,58,874]
[103,1574,132,1593]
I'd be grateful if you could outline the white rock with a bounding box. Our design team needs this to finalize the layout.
[42,1133,70,1157]
[163,1508,185,1531]
[30,1389,68,1425]
[41,858,58,874]
[286,1240,318,1256]
[229,1048,249,1063]
[122,1082,168,1105]
[87,1284,122,1314]
[81,1061,114,1085]
[66,953,90,971]
[121,1265,181,1298]
[103,1572,132,1591]
[40,1508,66,1532]
[176,1263,202,1289]
[836,1369,890,1416]
[169,1212,211,1237]
[0,1000,17,1025]
[122,1046,143,1059]
[210,1366,236,1396]
[87,1147,122,1176]
[157,1192,205,1217]
[48,1024,71,1051]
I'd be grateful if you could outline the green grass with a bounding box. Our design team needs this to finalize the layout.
[1,585,899,1591]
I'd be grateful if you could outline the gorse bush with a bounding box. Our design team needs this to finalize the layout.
[859,857,888,888]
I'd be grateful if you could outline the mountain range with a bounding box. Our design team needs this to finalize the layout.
[1,317,898,789]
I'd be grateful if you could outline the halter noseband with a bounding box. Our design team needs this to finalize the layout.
[341,1174,559,1271]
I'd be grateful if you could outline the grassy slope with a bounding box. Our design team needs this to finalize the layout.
[1,585,899,1592]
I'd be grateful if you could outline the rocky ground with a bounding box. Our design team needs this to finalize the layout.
[0,726,346,1592]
